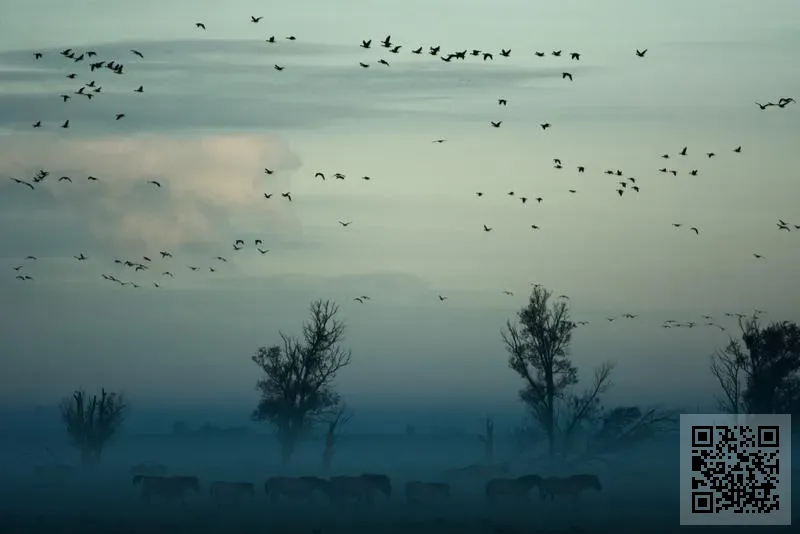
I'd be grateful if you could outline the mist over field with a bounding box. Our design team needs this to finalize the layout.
[2,0,800,532]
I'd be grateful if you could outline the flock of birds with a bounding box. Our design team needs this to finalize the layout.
[4,15,798,337]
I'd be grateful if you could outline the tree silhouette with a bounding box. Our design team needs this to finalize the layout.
[478,417,494,463]
[251,299,352,466]
[711,313,800,414]
[60,388,127,467]
[501,285,613,458]
[322,403,352,472]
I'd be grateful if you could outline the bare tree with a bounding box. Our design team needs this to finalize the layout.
[710,339,746,414]
[559,361,615,457]
[502,285,613,458]
[478,417,494,463]
[251,299,352,466]
[712,313,800,414]
[582,405,677,463]
[322,403,352,472]
[60,388,127,467]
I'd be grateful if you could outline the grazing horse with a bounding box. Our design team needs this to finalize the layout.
[329,474,391,505]
[539,474,602,501]
[485,474,542,502]
[209,481,255,505]
[264,476,328,504]
[405,481,451,505]
[129,462,167,477]
[133,475,200,504]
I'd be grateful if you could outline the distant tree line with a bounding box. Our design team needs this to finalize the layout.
[53,288,800,469]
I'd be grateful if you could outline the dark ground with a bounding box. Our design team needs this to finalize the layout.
[0,433,795,533]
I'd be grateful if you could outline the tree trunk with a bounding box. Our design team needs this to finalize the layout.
[545,369,556,458]
[280,436,297,467]
[80,447,99,469]
[483,418,494,463]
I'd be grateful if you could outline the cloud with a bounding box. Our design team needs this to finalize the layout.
[0,133,302,256]
[0,39,573,133]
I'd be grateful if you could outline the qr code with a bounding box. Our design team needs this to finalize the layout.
[680,414,792,526]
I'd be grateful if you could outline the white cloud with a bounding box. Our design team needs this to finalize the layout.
[1,133,302,250]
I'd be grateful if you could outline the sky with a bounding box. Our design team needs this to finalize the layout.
[1,0,799,429]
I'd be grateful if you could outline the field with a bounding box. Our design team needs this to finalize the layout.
[0,432,795,534]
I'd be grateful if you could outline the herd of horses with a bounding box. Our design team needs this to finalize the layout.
[127,461,602,507]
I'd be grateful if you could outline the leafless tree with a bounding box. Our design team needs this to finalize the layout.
[60,388,127,467]
[501,285,614,458]
[251,299,352,466]
[712,313,800,414]
[710,339,746,414]
[478,417,494,463]
[322,403,352,472]
[585,405,677,460]
[559,361,615,457]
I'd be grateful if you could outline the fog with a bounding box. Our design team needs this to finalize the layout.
[1,412,797,533]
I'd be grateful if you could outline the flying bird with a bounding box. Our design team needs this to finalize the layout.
[10,178,34,190]
[562,72,573,81]
[250,16,263,22]
[490,121,502,127]
[147,180,161,187]
[635,49,647,57]
[131,49,144,58]
[196,22,206,29]
[282,192,292,201]
[264,168,274,175]
[339,221,352,227]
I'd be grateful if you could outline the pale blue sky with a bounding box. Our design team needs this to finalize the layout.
[1,0,799,417]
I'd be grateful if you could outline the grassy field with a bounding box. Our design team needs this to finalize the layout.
[0,433,794,533]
